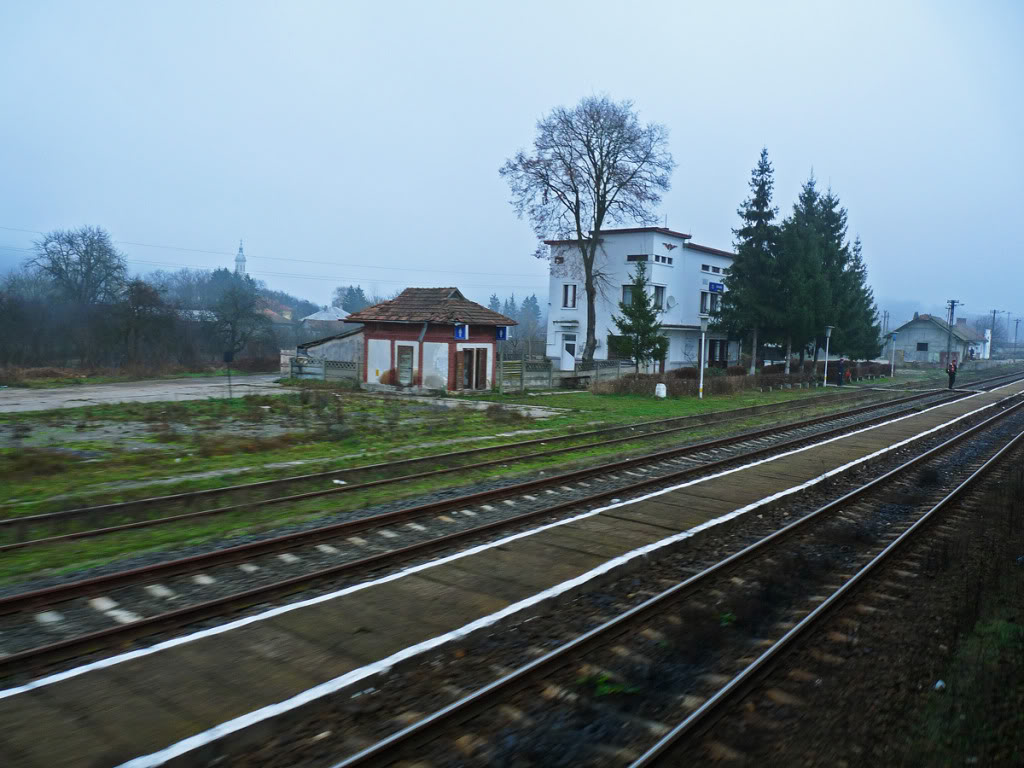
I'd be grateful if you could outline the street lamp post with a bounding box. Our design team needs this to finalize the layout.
[699,315,709,400]
[823,326,834,387]
[890,332,898,378]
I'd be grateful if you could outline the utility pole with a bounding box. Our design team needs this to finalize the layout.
[1015,318,1020,362]
[945,299,959,365]
[991,309,999,360]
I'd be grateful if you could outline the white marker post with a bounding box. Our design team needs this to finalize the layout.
[890,331,898,378]
[823,325,834,387]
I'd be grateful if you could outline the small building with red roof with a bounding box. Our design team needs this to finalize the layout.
[308,287,516,391]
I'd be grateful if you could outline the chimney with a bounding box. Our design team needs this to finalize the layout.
[913,312,919,320]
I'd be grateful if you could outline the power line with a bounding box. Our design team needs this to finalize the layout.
[0,225,545,279]
[121,257,546,291]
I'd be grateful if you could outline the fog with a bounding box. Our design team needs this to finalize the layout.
[1,1,1021,323]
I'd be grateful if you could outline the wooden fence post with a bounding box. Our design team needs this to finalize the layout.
[521,352,526,394]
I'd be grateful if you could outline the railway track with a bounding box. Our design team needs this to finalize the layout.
[305,390,1024,768]
[0,385,941,548]
[6,370,1018,552]
[3,383,1015,677]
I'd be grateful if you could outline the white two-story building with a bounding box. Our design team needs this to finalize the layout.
[544,227,738,371]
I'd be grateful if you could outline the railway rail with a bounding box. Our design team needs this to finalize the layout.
[0,387,997,659]
[317,391,1024,768]
[6,371,1019,553]
[3,377,1023,768]
[3,377,1022,678]
[0,384,941,547]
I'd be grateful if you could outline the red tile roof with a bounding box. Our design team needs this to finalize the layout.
[344,287,517,326]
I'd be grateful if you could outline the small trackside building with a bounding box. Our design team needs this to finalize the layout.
[343,287,516,391]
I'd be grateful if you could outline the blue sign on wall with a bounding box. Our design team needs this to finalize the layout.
[709,282,724,293]
[454,324,468,340]
[495,326,507,341]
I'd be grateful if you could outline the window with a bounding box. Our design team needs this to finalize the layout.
[653,285,665,309]
[917,342,929,352]
[553,255,564,264]
[561,284,577,308]
[700,291,722,314]
[653,254,674,265]
[701,264,711,272]
[622,285,636,306]
[626,254,648,262]
[711,266,721,274]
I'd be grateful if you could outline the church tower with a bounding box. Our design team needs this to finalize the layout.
[235,240,246,275]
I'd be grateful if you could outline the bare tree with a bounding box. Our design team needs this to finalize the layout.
[28,226,127,304]
[213,277,272,355]
[500,96,674,360]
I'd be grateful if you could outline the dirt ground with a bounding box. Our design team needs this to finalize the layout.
[0,374,284,413]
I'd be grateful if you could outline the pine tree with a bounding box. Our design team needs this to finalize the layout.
[612,262,668,372]
[717,148,780,374]
[519,294,543,357]
[835,237,882,359]
[776,185,826,373]
[487,293,501,313]
[502,294,518,342]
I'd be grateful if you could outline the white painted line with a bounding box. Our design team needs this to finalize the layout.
[192,574,215,585]
[35,611,63,626]
[2,387,1012,722]
[238,564,260,574]
[277,553,301,564]
[88,597,118,612]
[145,585,175,599]
[316,545,340,555]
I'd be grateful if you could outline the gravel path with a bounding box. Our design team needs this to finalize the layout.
[0,374,284,413]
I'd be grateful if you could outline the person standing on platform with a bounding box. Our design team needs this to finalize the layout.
[836,357,846,387]
[947,358,957,389]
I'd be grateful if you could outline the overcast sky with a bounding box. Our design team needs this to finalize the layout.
[1,1,1021,327]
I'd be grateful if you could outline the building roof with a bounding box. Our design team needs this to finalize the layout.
[344,287,517,326]
[544,226,692,245]
[301,306,349,322]
[685,242,737,258]
[888,313,973,342]
[297,325,364,352]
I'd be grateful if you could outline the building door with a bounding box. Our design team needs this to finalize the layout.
[560,333,577,371]
[474,348,488,390]
[396,345,414,386]
[462,350,474,389]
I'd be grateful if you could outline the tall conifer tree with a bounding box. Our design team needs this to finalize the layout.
[717,148,779,374]
[776,177,827,372]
